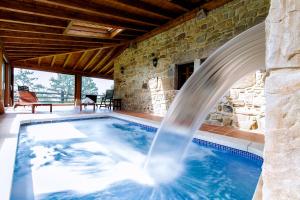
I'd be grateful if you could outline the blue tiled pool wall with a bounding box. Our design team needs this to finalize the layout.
[20,116,263,165]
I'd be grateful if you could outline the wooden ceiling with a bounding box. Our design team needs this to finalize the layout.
[0,0,232,79]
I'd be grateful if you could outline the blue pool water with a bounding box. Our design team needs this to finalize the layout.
[11,117,262,200]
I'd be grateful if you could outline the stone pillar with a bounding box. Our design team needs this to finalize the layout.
[263,0,300,199]
[74,74,82,107]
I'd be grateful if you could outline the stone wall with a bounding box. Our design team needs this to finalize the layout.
[114,0,270,131]
[206,70,266,131]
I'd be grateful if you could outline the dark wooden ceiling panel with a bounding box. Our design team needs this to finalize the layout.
[1,0,233,78]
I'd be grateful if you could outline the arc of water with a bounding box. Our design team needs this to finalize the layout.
[144,22,266,184]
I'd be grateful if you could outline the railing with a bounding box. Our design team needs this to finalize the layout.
[14,91,105,104]
[14,91,74,104]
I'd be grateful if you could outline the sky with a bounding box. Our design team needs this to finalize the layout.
[14,68,114,95]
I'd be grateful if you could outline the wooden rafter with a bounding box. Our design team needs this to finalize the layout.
[98,45,128,74]
[106,0,178,19]
[0,10,68,28]
[106,67,114,75]
[62,54,71,68]
[51,55,56,67]
[0,0,154,32]
[0,21,64,34]
[83,49,103,71]
[73,51,89,70]
[0,30,121,43]
[13,61,113,79]
[1,38,112,47]
[11,43,123,62]
[167,0,201,11]
[38,57,42,65]
[90,47,117,73]
[35,0,165,26]
[0,0,232,78]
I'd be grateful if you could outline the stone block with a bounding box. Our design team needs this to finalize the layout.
[265,69,300,130]
[232,73,256,89]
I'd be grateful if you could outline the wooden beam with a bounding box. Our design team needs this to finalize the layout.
[73,51,89,70]
[10,65,14,105]
[0,21,64,34]
[4,45,83,50]
[4,63,11,106]
[74,74,82,107]
[0,30,122,43]
[8,52,54,58]
[201,0,233,11]
[99,61,114,74]
[6,49,72,53]
[51,55,56,67]
[161,1,190,12]
[106,67,114,75]
[0,0,154,31]
[83,49,103,71]
[38,57,42,65]
[167,0,200,11]
[2,38,113,46]
[3,42,101,49]
[13,62,113,79]
[135,7,202,43]
[91,47,117,73]
[5,47,80,52]
[98,46,127,73]
[0,9,68,28]
[14,43,125,62]
[108,0,178,19]
[36,0,165,26]
[62,54,71,68]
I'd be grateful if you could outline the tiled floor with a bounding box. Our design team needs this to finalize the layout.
[116,110,265,144]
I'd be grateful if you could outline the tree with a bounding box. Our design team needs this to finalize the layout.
[33,84,46,92]
[82,77,98,95]
[49,74,74,102]
[14,69,37,89]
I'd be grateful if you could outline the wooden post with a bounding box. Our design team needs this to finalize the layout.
[4,64,11,106]
[10,66,14,105]
[74,74,82,107]
[0,48,4,114]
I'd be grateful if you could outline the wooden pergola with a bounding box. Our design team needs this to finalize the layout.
[0,0,232,108]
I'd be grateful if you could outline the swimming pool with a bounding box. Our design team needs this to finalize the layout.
[11,117,262,200]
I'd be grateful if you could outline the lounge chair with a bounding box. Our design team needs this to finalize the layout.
[97,90,114,109]
[80,94,97,111]
[14,86,52,113]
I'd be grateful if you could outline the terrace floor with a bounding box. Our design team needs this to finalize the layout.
[3,105,264,144]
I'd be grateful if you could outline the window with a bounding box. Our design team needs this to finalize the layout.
[176,62,194,90]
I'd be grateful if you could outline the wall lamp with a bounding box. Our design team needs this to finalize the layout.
[151,53,158,67]
[120,65,125,74]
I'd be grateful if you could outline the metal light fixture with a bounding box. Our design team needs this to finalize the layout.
[151,53,158,67]
[120,65,125,74]
[152,57,158,67]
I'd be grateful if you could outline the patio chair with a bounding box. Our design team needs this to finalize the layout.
[80,94,97,111]
[97,90,114,109]
[14,86,52,113]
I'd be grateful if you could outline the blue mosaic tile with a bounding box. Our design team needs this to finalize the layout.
[192,138,263,165]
